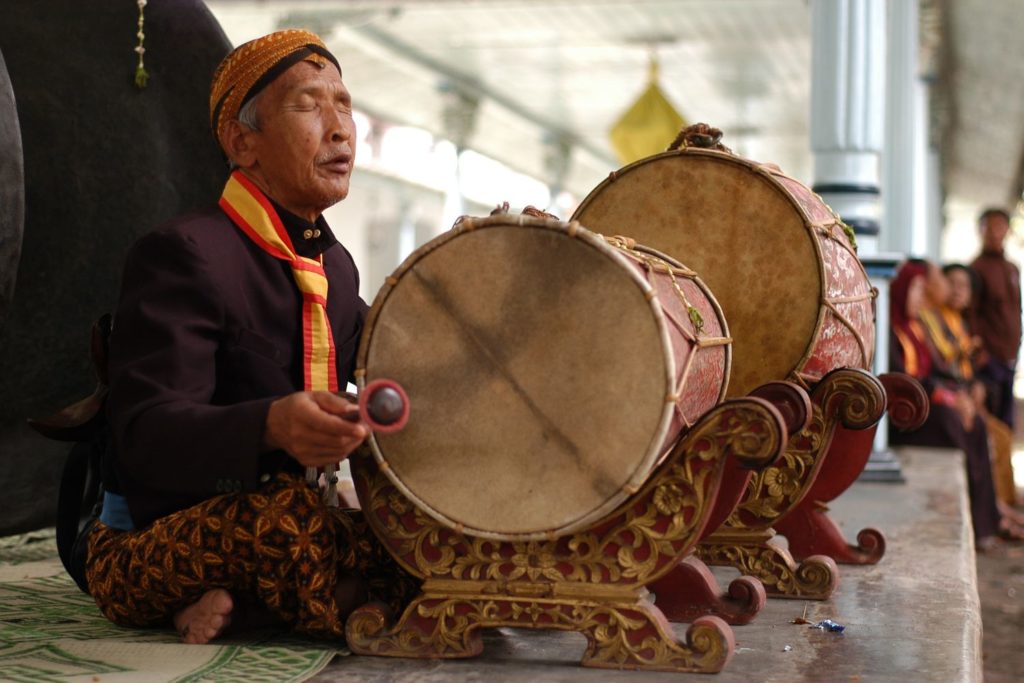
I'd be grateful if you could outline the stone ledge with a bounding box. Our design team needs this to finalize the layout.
[318,446,980,682]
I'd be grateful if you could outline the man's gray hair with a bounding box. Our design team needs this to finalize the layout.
[237,93,261,132]
[227,93,262,169]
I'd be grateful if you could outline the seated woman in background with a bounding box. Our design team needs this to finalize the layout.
[889,260,1020,549]
[930,263,1021,517]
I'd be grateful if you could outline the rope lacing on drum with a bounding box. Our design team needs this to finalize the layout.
[808,192,859,252]
[813,220,859,257]
[604,235,705,338]
[821,298,873,370]
[808,220,874,370]
[603,235,709,429]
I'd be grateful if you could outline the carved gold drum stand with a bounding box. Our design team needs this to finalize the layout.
[344,214,789,672]
[573,124,888,602]
[347,398,786,672]
[695,368,885,599]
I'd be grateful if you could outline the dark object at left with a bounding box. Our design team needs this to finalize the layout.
[0,43,23,328]
[0,1,232,536]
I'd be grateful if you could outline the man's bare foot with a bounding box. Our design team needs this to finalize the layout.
[173,589,234,644]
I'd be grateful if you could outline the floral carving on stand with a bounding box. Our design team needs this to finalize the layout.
[698,368,885,600]
[345,399,786,673]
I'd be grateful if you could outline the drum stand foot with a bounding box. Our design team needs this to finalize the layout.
[346,597,483,660]
[648,557,766,625]
[696,529,839,600]
[346,592,735,673]
[775,501,886,565]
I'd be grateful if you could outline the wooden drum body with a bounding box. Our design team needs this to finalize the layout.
[355,214,730,541]
[572,146,876,398]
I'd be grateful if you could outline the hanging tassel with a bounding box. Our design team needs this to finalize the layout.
[134,0,149,89]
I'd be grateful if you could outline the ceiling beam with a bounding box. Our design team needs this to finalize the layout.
[282,8,619,169]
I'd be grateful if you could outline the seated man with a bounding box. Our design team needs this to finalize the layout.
[84,29,416,643]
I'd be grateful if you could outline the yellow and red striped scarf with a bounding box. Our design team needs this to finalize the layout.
[219,171,342,503]
[219,170,339,393]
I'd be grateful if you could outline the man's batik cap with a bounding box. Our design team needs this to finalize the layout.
[209,29,341,147]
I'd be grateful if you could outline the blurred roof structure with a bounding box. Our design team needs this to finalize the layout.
[207,0,1024,215]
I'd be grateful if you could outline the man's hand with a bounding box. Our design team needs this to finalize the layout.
[263,391,368,467]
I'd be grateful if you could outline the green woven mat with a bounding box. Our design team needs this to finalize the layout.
[0,529,60,565]
[0,529,340,682]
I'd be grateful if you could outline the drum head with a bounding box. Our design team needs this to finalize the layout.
[360,218,674,540]
[574,151,821,397]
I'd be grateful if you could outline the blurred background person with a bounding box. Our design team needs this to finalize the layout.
[890,260,1021,550]
[970,208,1021,430]
[939,263,1021,517]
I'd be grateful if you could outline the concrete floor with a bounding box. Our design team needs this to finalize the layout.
[314,447,979,682]
[977,534,1024,683]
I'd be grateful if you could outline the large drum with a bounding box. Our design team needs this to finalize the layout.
[357,214,731,541]
[573,131,876,397]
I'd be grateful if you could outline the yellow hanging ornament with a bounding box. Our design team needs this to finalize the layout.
[609,54,686,165]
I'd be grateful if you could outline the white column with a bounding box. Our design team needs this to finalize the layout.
[882,0,930,257]
[926,147,943,259]
[811,0,906,480]
[810,0,886,254]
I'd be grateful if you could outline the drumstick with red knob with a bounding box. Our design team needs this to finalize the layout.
[326,379,409,505]
[357,378,410,433]
[338,378,410,431]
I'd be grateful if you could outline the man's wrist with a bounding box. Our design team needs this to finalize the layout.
[262,396,286,452]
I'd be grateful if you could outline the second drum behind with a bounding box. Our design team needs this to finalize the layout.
[573,126,876,397]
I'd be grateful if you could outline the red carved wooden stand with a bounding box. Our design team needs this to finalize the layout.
[345,398,788,673]
[648,555,767,626]
[649,381,811,624]
[695,368,887,600]
[774,372,929,564]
